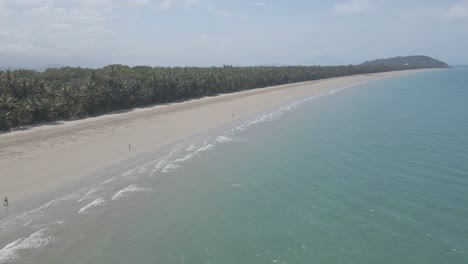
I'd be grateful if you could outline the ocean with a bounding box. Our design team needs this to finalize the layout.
[1,68,467,263]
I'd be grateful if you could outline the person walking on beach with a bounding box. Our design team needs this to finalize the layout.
[3,196,8,206]
[129,144,131,151]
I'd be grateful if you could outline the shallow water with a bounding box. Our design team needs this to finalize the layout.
[1,68,467,263]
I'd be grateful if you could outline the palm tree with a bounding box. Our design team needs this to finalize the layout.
[0,57,439,130]
[13,101,33,126]
[0,94,17,129]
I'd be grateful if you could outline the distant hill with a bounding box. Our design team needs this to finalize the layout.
[361,55,449,69]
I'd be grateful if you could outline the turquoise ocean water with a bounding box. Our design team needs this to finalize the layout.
[1,68,467,263]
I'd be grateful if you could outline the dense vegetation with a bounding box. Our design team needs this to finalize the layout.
[0,56,448,130]
[362,55,449,68]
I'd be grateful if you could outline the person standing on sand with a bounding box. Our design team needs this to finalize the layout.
[4,196,8,206]
[129,144,131,151]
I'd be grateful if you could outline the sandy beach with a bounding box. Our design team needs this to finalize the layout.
[0,69,428,205]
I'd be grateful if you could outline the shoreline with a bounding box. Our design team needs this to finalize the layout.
[0,69,433,206]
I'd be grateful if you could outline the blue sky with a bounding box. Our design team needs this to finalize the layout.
[0,0,467,67]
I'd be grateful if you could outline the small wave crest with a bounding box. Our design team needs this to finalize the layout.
[0,229,53,263]
[0,194,68,235]
[162,163,181,173]
[78,198,106,215]
[195,143,215,153]
[77,186,105,202]
[215,136,235,144]
[111,184,151,201]
[186,144,197,151]
[154,148,180,172]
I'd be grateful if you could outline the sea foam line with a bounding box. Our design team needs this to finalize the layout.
[78,198,106,215]
[232,93,327,132]
[0,229,53,263]
[111,184,151,201]
[154,147,180,171]
[215,136,235,144]
[0,193,72,235]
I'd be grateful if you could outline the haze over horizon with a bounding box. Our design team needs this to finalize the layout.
[1,0,467,68]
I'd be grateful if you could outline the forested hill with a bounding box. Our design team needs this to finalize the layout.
[0,56,448,130]
[361,55,449,69]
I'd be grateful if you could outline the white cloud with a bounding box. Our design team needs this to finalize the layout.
[332,0,372,14]
[251,1,268,7]
[26,3,109,22]
[447,1,468,19]
[0,0,123,58]
[403,1,468,21]
[72,0,148,8]
[216,9,233,17]
[1,0,147,11]
[160,0,199,9]
[0,21,117,57]
[214,9,247,21]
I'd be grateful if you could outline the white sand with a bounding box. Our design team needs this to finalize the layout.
[0,69,429,203]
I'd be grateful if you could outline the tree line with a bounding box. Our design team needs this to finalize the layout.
[0,63,435,130]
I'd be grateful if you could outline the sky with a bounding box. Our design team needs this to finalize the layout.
[0,0,467,68]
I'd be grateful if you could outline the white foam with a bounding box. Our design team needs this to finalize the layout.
[154,148,180,172]
[215,136,234,144]
[186,144,197,151]
[232,94,326,132]
[329,81,367,95]
[195,143,215,153]
[0,229,53,263]
[77,186,105,202]
[154,139,221,175]
[149,171,159,178]
[169,152,196,167]
[111,184,151,201]
[137,157,163,174]
[22,220,33,227]
[235,124,247,131]
[0,195,65,234]
[58,189,86,202]
[122,168,139,177]
[178,153,195,163]
[100,176,118,185]
[78,198,106,215]
[162,163,181,173]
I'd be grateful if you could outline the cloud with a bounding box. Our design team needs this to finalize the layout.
[76,0,148,8]
[0,0,122,58]
[2,0,148,9]
[0,23,115,57]
[447,1,468,19]
[251,1,269,7]
[160,0,199,9]
[214,9,247,21]
[332,0,372,14]
[403,1,468,21]
[216,9,233,17]
[26,3,109,22]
